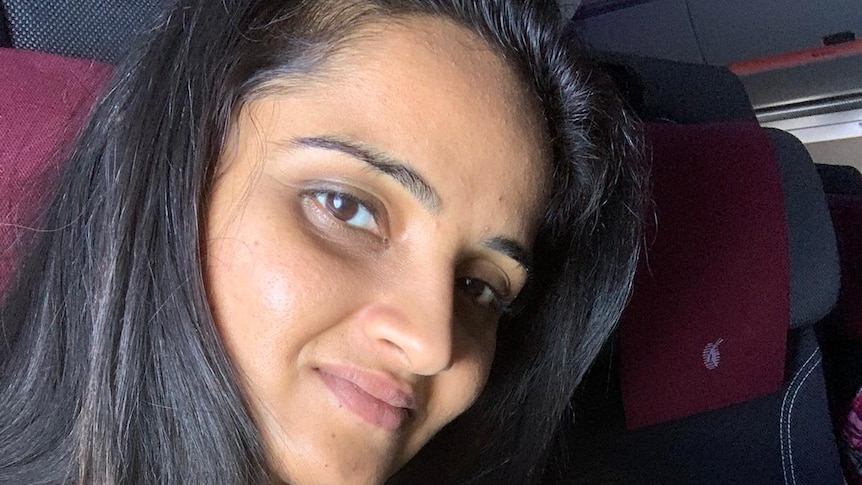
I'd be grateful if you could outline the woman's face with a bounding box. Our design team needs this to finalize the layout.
[205,17,548,485]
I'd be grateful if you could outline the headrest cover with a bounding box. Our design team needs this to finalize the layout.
[0,48,111,291]
[621,123,789,429]
[766,129,840,327]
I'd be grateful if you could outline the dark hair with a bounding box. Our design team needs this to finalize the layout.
[0,1,645,484]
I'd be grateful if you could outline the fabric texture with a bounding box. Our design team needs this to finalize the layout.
[0,47,111,292]
[4,0,163,63]
[620,122,790,430]
[766,128,841,328]
[575,327,845,485]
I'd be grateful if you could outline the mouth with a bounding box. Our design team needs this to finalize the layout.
[315,365,415,431]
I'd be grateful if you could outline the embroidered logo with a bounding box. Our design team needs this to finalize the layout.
[702,338,724,370]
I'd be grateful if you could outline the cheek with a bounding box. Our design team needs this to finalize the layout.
[460,338,496,408]
[400,342,494,464]
[204,233,331,383]
[205,238,292,373]
[432,329,496,421]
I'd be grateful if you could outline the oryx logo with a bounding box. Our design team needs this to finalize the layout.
[702,338,724,370]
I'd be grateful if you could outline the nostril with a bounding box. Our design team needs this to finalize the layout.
[380,337,412,365]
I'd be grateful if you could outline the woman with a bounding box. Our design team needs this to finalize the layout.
[0,0,644,484]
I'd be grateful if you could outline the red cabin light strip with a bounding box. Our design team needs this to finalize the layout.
[730,39,862,76]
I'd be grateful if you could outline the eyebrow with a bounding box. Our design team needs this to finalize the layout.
[483,236,533,273]
[285,135,532,272]
[288,135,442,213]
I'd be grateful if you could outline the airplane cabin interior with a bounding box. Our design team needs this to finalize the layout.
[0,1,860,484]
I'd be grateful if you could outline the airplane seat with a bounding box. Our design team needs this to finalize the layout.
[0,0,148,291]
[812,163,862,480]
[0,8,850,483]
[765,130,843,333]
[817,164,862,196]
[567,50,845,483]
[0,47,111,293]
[0,0,161,63]
[569,121,843,484]
[588,51,757,124]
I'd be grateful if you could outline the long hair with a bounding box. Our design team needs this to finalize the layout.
[0,1,645,484]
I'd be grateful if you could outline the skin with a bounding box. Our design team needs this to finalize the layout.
[205,16,549,485]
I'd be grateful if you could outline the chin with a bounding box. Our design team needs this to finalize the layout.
[268,448,398,485]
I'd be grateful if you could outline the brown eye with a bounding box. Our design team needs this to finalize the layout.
[313,191,378,231]
[456,277,507,312]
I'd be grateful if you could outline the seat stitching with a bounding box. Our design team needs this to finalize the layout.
[785,354,822,485]
[780,348,819,485]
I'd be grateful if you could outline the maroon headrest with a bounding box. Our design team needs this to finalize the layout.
[0,48,111,292]
[828,194,862,339]
[620,123,790,429]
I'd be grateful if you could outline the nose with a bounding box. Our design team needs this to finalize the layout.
[359,273,455,376]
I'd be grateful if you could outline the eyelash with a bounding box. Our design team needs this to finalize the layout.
[456,277,512,315]
[307,188,513,314]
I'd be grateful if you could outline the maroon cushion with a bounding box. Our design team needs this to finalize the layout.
[828,194,862,339]
[620,123,790,429]
[0,48,111,292]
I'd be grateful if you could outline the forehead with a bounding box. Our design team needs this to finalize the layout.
[247,16,550,232]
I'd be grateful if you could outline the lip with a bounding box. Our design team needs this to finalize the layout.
[315,365,415,431]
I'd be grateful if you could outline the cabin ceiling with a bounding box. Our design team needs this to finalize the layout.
[570,0,862,167]
[570,0,862,108]
[571,0,862,65]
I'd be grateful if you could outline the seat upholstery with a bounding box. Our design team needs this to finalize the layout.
[830,194,862,482]
[816,163,862,342]
[570,121,844,485]
[589,50,758,124]
[767,129,841,328]
[818,164,862,197]
[0,47,111,292]
[813,164,862,480]
[828,193,862,340]
[569,46,846,483]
